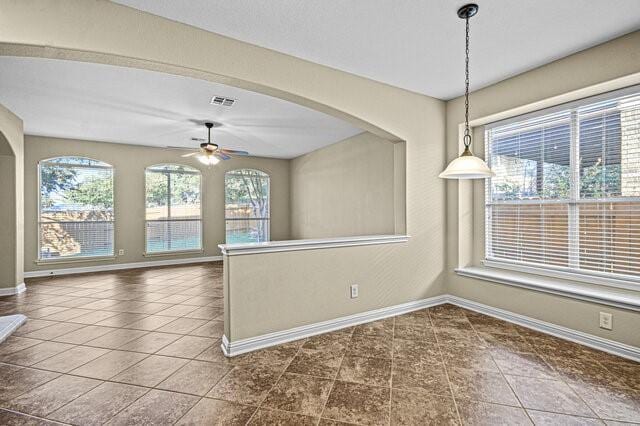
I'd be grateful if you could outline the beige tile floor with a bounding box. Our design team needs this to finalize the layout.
[0,262,638,425]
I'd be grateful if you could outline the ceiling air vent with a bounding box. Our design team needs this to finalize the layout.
[210,96,236,107]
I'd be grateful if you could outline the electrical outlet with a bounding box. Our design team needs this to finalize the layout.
[118,249,125,256]
[350,284,359,299]
[599,312,612,330]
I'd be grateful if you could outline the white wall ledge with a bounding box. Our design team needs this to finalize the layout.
[219,234,410,256]
[456,266,640,312]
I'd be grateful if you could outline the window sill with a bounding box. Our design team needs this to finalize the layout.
[219,234,410,256]
[34,256,117,265]
[143,249,204,258]
[455,266,640,311]
[483,259,640,291]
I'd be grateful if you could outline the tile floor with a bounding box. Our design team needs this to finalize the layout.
[0,262,638,425]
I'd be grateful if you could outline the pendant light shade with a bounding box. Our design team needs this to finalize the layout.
[440,3,494,180]
[439,147,495,179]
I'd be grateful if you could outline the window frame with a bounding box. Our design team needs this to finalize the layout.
[224,168,271,244]
[37,156,116,263]
[484,85,640,289]
[143,163,203,256]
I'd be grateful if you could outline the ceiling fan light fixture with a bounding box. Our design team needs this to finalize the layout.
[440,3,494,180]
[197,153,220,166]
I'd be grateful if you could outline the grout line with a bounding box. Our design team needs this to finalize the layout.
[466,316,534,423]
[5,351,225,422]
[518,330,608,421]
[243,338,307,425]
[317,330,355,424]
[431,310,464,425]
[39,374,104,420]
[0,407,71,425]
[530,350,606,420]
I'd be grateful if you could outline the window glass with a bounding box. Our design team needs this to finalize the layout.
[145,164,201,253]
[486,89,640,279]
[39,157,114,259]
[225,169,270,244]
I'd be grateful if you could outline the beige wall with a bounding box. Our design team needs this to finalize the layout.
[24,135,291,272]
[0,102,24,290]
[0,154,17,287]
[290,132,398,239]
[446,31,640,347]
[226,242,437,340]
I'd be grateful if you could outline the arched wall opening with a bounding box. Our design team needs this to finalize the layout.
[0,1,447,348]
[0,102,24,293]
[0,133,17,288]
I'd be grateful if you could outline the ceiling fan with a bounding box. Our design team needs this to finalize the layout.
[176,122,249,165]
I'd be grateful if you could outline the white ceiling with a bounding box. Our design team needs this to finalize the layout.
[113,0,640,100]
[0,57,362,158]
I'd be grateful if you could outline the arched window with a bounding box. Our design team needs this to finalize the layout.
[225,169,270,243]
[38,156,114,260]
[145,164,202,253]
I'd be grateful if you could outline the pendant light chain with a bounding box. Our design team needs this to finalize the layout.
[439,4,494,179]
[463,14,471,150]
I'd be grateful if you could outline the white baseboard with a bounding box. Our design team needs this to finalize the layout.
[221,294,639,362]
[221,294,448,357]
[24,256,222,278]
[0,283,26,297]
[447,295,640,362]
[0,314,27,343]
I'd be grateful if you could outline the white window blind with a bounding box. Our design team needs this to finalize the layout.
[39,157,114,260]
[486,87,640,281]
[225,169,270,244]
[145,164,202,253]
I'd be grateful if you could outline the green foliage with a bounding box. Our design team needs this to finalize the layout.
[66,174,114,209]
[542,164,570,199]
[493,157,622,201]
[225,170,269,218]
[40,165,77,207]
[170,172,200,204]
[581,164,621,198]
[145,171,169,207]
[145,169,200,208]
[494,182,522,199]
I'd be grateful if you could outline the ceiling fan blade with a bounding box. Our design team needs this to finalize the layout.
[166,146,195,151]
[215,152,231,160]
[219,148,249,156]
[181,152,198,157]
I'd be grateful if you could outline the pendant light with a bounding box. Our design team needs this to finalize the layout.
[439,3,495,179]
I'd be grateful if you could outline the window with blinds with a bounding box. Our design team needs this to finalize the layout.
[485,87,640,281]
[39,157,114,260]
[145,164,202,253]
[225,169,270,244]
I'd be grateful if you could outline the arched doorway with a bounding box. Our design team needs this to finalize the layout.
[0,103,24,295]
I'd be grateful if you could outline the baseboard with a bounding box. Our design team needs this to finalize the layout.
[0,283,26,297]
[447,295,640,362]
[221,294,448,357]
[0,314,27,343]
[221,293,639,362]
[24,256,222,278]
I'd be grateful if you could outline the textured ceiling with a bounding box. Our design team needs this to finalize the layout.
[0,57,362,158]
[113,0,640,99]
